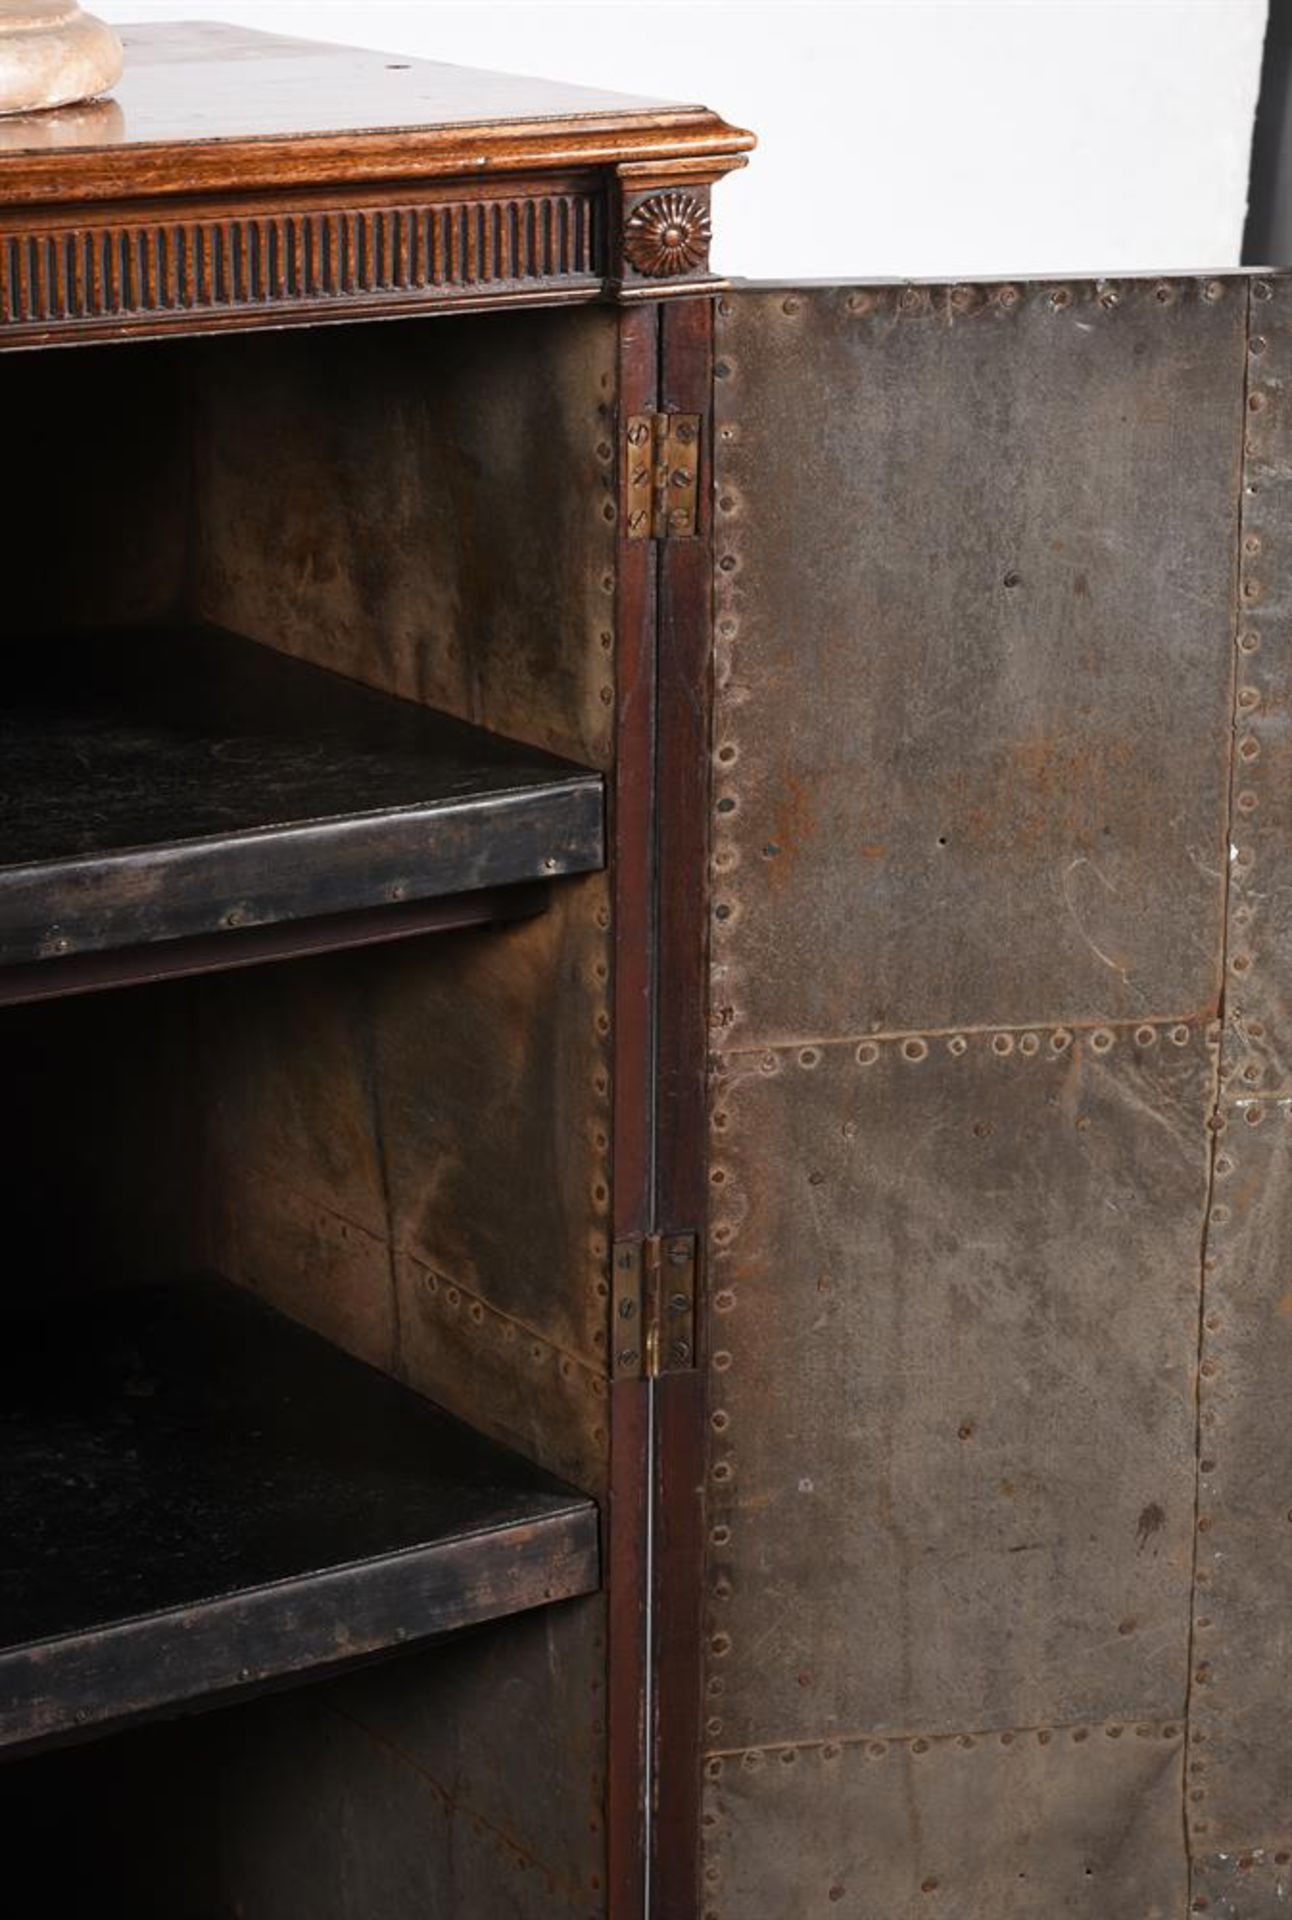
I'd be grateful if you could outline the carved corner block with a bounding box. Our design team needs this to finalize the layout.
[611,161,742,301]
[623,187,712,277]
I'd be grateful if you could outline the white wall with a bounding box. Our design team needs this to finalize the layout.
[97,0,1269,279]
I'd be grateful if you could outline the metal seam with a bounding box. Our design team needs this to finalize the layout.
[1182,274,1259,1886]
[703,1717,1184,1768]
[398,1245,608,1393]
[715,1016,1214,1073]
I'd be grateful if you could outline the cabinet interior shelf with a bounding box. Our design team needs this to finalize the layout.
[0,625,604,975]
[0,1278,600,1755]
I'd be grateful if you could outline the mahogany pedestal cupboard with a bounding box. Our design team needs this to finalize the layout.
[1,22,1290,1920]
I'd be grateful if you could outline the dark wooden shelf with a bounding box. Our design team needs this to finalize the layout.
[0,1278,600,1754]
[0,625,603,971]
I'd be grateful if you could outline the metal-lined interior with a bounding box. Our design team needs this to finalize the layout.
[704,277,1257,1917]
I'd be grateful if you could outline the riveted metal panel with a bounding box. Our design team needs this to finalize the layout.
[705,1024,1213,1756]
[1187,1099,1292,1856]
[1181,275,1292,1898]
[1222,275,1292,1096]
[701,276,1257,1918]
[702,1721,1185,1920]
[711,279,1245,1048]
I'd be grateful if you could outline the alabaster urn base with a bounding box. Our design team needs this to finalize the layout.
[0,1,122,115]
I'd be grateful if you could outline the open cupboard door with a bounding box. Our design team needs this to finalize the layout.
[678,276,1292,1917]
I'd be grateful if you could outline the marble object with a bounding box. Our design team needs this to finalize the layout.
[0,2,123,116]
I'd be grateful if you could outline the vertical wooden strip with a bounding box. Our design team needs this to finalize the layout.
[248,219,263,302]
[312,213,326,297]
[651,296,716,1920]
[289,216,304,299]
[392,207,406,289]
[268,217,283,299]
[199,225,215,308]
[502,201,516,283]
[67,226,85,316]
[10,233,30,323]
[50,232,67,321]
[90,227,105,313]
[111,227,123,312]
[607,303,660,1920]
[163,225,178,309]
[32,234,49,321]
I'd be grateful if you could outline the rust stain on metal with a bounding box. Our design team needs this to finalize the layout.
[1137,1502,1167,1552]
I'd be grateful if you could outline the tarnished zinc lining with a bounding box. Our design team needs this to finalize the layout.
[701,277,1292,1918]
[1187,274,1292,1916]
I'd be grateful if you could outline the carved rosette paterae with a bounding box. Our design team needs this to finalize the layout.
[624,190,712,278]
[0,2,122,114]
[614,173,730,298]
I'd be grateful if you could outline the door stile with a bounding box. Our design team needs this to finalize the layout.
[650,294,718,1920]
[609,299,661,1919]
[1186,274,1292,1916]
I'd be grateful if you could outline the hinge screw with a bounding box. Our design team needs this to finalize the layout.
[669,1292,690,1315]
[619,1298,637,1320]
[671,1341,692,1365]
[669,1244,691,1265]
[626,420,650,445]
[618,1348,640,1370]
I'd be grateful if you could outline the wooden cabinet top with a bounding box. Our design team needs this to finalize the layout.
[0,22,752,345]
[0,21,753,204]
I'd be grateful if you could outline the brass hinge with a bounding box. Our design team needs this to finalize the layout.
[624,413,701,541]
[611,1231,698,1379]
